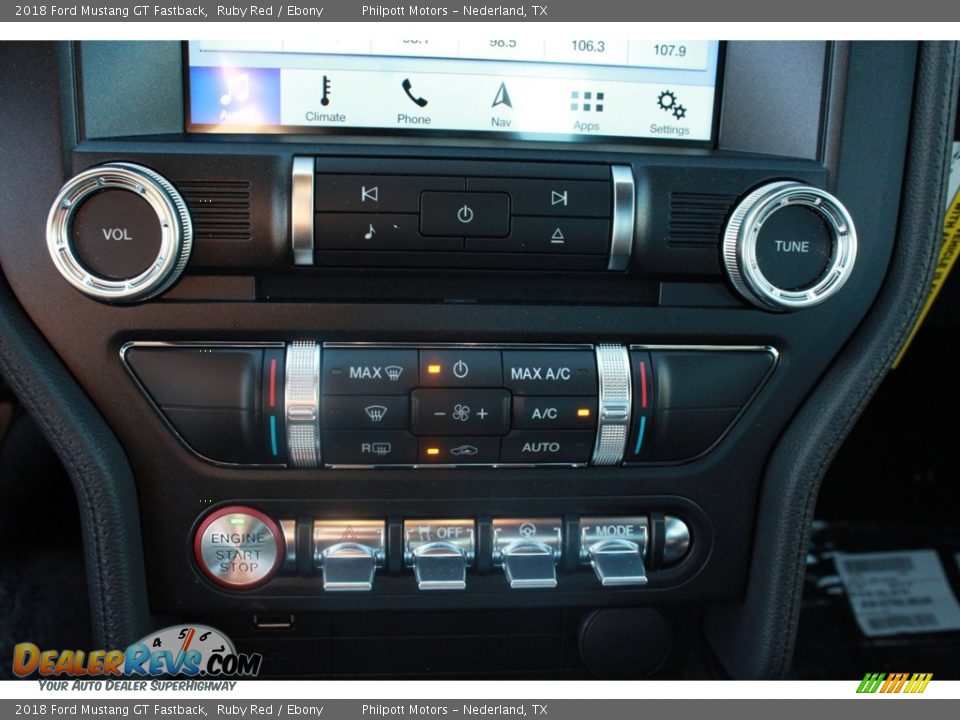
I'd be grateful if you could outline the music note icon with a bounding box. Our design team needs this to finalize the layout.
[220,74,250,106]
[363,224,376,240]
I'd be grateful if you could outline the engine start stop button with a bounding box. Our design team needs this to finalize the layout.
[193,506,284,589]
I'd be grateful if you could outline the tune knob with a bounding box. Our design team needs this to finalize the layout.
[46,163,192,302]
[722,181,857,311]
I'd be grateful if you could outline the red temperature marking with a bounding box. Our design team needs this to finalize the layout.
[640,360,648,409]
[269,358,277,408]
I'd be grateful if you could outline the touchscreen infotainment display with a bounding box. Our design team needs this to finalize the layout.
[186,39,720,143]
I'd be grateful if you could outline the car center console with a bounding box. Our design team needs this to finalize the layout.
[1,39,949,678]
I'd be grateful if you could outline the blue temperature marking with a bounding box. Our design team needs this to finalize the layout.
[634,416,647,455]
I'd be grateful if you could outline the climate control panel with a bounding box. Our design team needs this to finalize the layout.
[123,341,776,467]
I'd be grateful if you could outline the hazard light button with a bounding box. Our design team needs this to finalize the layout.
[312,519,386,591]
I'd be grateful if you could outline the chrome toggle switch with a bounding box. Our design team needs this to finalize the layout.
[313,520,386,591]
[403,519,475,590]
[280,518,297,572]
[579,516,649,586]
[492,518,562,589]
[663,515,692,566]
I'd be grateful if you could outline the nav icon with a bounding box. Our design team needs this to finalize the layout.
[361,185,379,203]
[551,190,568,207]
[492,82,513,109]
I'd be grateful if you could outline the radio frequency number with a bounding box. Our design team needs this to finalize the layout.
[572,40,607,53]
[654,44,688,58]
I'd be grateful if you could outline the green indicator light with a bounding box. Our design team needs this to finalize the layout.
[229,517,246,525]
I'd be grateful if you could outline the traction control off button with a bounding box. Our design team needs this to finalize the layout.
[193,506,284,590]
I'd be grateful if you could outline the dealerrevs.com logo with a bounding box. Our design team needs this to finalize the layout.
[13,625,262,680]
[856,673,933,694]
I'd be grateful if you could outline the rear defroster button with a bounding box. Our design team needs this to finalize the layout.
[193,506,284,590]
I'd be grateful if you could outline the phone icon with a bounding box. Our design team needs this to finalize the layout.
[401,78,428,108]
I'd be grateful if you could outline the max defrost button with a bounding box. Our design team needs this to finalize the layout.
[322,349,418,394]
[193,506,284,590]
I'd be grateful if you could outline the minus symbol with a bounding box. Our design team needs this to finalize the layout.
[434,412,446,416]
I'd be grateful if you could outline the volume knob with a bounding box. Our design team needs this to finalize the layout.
[722,181,857,311]
[46,163,192,302]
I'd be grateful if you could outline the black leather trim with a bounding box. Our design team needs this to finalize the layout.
[703,41,960,678]
[0,42,152,650]
[0,275,152,649]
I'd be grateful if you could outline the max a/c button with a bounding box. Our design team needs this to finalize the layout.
[502,350,597,395]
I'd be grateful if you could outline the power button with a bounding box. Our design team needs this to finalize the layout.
[420,192,510,237]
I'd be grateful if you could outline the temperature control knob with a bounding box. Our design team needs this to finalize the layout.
[46,163,192,302]
[722,181,857,311]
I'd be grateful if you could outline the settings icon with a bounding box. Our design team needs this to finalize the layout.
[657,89,687,121]
[657,90,677,111]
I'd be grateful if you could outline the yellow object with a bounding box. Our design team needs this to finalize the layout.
[426,447,440,456]
[577,408,591,417]
[427,364,442,374]
[892,187,960,368]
